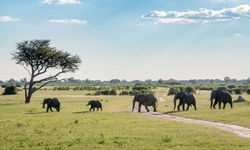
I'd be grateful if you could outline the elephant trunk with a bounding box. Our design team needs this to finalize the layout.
[173,98,177,111]
[43,101,45,108]
[132,99,136,112]
[210,100,213,109]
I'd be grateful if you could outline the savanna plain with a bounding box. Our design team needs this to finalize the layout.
[0,88,250,150]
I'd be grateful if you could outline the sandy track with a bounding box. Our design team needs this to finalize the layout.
[130,98,250,138]
[143,112,250,138]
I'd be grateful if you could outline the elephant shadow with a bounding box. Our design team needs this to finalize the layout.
[24,112,47,115]
[72,111,90,114]
[163,110,181,114]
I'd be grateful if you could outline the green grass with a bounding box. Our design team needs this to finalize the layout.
[157,89,250,128]
[0,89,250,149]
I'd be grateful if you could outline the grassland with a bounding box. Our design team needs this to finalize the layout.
[0,89,250,150]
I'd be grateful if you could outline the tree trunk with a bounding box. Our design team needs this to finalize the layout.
[25,94,31,104]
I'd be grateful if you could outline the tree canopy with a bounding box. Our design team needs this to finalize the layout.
[12,39,81,103]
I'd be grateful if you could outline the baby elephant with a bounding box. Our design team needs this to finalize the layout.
[43,98,60,112]
[86,100,102,111]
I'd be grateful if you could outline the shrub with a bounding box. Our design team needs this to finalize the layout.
[184,86,196,94]
[3,85,17,95]
[119,90,129,95]
[247,89,250,95]
[109,89,117,95]
[233,88,242,94]
[168,87,180,95]
[94,89,117,96]
[227,85,236,89]
[132,85,152,95]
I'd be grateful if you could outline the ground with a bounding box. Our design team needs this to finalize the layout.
[0,89,250,150]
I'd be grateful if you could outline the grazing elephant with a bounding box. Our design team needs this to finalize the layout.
[86,100,102,111]
[174,92,197,111]
[132,94,157,112]
[43,98,60,112]
[210,90,233,109]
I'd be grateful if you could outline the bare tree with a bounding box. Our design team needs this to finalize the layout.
[12,40,81,103]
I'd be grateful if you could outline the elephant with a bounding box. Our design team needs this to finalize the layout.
[174,92,197,111]
[210,90,233,109]
[43,98,60,112]
[132,94,157,112]
[86,100,102,111]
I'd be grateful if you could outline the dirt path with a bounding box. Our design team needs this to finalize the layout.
[143,112,250,138]
[130,100,250,138]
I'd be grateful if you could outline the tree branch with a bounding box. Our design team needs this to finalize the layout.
[23,66,31,76]
[33,70,66,84]
[33,78,67,92]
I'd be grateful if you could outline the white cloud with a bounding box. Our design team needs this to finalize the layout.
[142,4,250,24]
[48,19,87,25]
[233,33,242,37]
[0,16,20,22]
[42,0,81,5]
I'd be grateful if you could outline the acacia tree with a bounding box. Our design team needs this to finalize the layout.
[12,40,81,103]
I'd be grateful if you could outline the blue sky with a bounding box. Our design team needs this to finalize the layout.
[0,0,250,81]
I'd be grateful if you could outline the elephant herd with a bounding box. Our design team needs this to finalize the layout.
[43,98,102,112]
[132,89,233,113]
[42,89,233,113]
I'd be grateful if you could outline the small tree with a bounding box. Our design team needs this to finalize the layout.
[12,40,81,103]
[3,85,17,95]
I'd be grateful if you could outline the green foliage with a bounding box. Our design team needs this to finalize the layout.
[168,87,180,95]
[227,85,236,89]
[247,89,250,95]
[2,85,17,95]
[184,86,196,93]
[131,85,152,95]
[233,88,242,95]
[94,89,117,95]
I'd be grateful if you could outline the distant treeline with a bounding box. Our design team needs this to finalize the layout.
[1,77,250,86]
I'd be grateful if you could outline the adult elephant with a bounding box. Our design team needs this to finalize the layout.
[174,92,197,111]
[210,90,233,109]
[132,94,157,112]
[43,98,60,112]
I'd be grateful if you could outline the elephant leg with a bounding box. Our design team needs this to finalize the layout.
[93,108,95,111]
[177,103,181,111]
[223,103,226,109]
[100,107,103,111]
[210,100,213,109]
[194,104,197,110]
[213,100,217,109]
[186,104,189,111]
[145,106,150,112]
[218,101,221,109]
[182,103,185,111]
[153,104,157,112]
[97,107,99,111]
[89,107,93,111]
[46,106,49,112]
[50,107,53,112]
[230,102,233,109]
[138,103,142,112]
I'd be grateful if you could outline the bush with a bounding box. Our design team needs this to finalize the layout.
[184,86,196,94]
[109,89,117,95]
[3,85,17,95]
[119,90,134,95]
[233,88,242,94]
[168,87,180,95]
[227,85,236,89]
[247,89,250,95]
[132,85,152,95]
[94,89,117,95]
